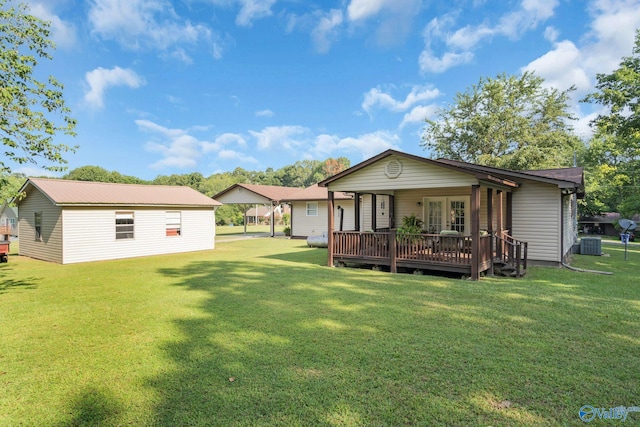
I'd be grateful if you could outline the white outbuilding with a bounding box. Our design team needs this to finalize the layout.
[16,178,221,264]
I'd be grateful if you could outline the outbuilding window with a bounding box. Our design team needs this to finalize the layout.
[34,212,42,241]
[166,211,181,236]
[115,212,134,240]
[306,202,318,216]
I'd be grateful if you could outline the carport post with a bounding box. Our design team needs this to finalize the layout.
[270,201,275,237]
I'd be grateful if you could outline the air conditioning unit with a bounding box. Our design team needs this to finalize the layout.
[580,237,602,256]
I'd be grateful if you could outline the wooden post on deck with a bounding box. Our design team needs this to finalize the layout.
[390,228,397,273]
[327,191,334,267]
[371,194,377,231]
[486,188,494,276]
[354,193,360,231]
[496,190,503,259]
[471,185,481,280]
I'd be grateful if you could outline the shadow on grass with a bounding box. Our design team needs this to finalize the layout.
[147,248,640,425]
[0,265,38,294]
[57,387,121,427]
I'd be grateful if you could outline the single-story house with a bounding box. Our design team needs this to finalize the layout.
[579,213,640,236]
[0,202,18,241]
[15,178,221,264]
[319,150,584,280]
[281,184,354,239]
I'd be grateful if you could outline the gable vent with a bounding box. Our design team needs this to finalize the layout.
[384,159,403,179]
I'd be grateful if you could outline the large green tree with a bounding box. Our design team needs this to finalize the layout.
[421,71,582,170]
[0,0,76,178]
[582,29,640,218]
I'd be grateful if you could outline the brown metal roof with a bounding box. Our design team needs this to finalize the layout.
[436,158,584,195]
[21,178,221,207]
[212,183,301,202]
[281,184,353,202]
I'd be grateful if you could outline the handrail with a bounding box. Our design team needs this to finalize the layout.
[494,231,528,277]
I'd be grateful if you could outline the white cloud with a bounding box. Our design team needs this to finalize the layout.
[400,105,438,129]
[313,131,401,160]
[249,125,308,150]
[346,0,422,45]
[218,149,259,164]
[236,0,276,27]
[255,109,275,117]
[30,2,77,49]
[362,85,441,115]
[522,40,590,92]
[202,133,248,153]
[311,9,343,53]
[88,0,222,61]
[136,119,216,170]
[419,0,559,74]
[84,66,145,109]
[347,0,386,21]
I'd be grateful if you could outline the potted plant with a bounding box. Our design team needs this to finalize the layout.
[396,214,423,246]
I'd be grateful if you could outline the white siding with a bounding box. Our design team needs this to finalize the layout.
[18,189,63,263]
[61,207,215,264]
[216,187,271,204]
[290,200,354,238]
[562,194,577,260]
[479,187,509,232]
[327,155,477,192]
[512,181,561,263]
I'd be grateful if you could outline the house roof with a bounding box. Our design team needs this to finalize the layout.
[281,184,353,202]
[17,178,221,208]
[319,149,520,189]
[319,149,584,196]
[212,183,300,203]
[436,158,584,193]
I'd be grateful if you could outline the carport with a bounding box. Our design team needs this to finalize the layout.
[212,184,299,237]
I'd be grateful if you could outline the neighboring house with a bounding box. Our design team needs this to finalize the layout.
[319,150,584,280]
[0,202,18,241]
[281,184,354,239]
[579,213,640,236]
[15,178,221,264]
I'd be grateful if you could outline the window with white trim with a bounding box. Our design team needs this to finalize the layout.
[166,211,181,237]
[306,202,318,216]
[115,212,134,240]
[34,212,42,241]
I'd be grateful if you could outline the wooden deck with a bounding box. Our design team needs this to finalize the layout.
[332,230,494,275]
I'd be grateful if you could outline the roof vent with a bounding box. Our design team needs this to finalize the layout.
[384,159,403,179]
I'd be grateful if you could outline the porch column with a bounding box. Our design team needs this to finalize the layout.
[496,190,503,259]
[471,185,481,281]
[496,191,503,233]
[506,192,513,235]
[371,193,377,231]
[389,195,395,229]
[486,188,494,276]
[354,193,360,231]
[327,191,334,267]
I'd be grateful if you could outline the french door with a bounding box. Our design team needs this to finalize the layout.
[423,196,470,235]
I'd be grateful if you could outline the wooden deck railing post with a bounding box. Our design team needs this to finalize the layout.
[327,191,334,267]
[390,229,397,273]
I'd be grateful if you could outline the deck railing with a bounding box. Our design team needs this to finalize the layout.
[332,230,495,270]
[494,231,528,277]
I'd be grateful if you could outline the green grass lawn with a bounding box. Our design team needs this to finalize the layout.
[1,240,638,426]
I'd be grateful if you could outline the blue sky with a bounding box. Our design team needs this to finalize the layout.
[16,0,640,180]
